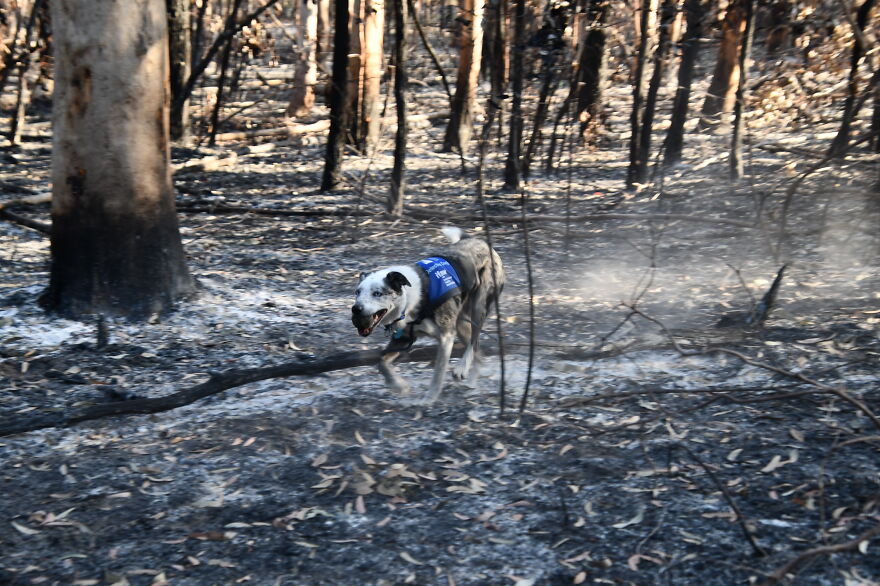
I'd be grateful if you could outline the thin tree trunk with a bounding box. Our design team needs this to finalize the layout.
[522,45,562,179]
[828,0,876,157]
[872,68,880,153]
[502,0,525,190]
[408,0,452,99]
[389,0,407,216]
[288,0,319,117]
[635,0,675,184]
[317,0,331,71]
[347,0,363,146]
[699,0,746,129]
[442,0,484,155]
[663,0,704,167]
[45,0,194,319]
[626,0,653,190]
[321,0,352,191]
[208,4,241,146]
[360,0,384,152]
[167,0,191,141]
[729,0,755,181]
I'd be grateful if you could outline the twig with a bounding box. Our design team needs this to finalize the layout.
[678,443,768,557]
[407,0,452,100]
[761,522,880,585]
[518,186,536,415]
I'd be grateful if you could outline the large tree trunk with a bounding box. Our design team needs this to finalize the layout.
[389,0,407,216]
[360,0,384,152]
[442,0,484,155]
[699,0,746,129]
[167,0,191,141]
[662,0,704,167]
[347,0,363,146]
[321,0,352,191]
[44,0,194,319]
[287,0,319,118]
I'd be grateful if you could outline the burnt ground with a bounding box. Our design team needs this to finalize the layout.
[2,62,880,585]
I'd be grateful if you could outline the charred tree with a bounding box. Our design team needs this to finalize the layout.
[207,2,242,146]
[828,0,876,157]
[626,0,653,190]
[44,0,195,319]
[321,0,352,191]
[522,7,566,178]
[634,0,675,184]
[502,0,525,191]
[575,0,609,141]
[389,0,407,216]
[663,0,705,167]
[482,0,507,114]
[167,0,191,141]
[729,0,755,181]
[699,0,746,129]
[287,0,319,117]
[317,0,331,71]
[7,0,43,146]
[442,0,484,155]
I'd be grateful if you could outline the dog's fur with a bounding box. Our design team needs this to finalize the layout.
[351,227,504,403]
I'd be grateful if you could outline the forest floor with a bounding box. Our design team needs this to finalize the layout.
[1,65,880,584]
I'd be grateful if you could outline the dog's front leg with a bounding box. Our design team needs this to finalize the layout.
[379,350,412,395]
[424,332,455,403]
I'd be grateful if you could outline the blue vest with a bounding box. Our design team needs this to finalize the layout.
[416,257,462,306]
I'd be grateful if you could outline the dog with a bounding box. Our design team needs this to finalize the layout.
[351,227,505,403]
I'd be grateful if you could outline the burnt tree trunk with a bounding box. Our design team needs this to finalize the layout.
[699,0,746,129]
[575,0,609,141]
[828,0,876,157]
[442,0,484,155]
[167,0,191,141]
[321,0,352,191]
[317,0,331,71]
[663,0,704,167]
[729,0,755,181]
[287,0,319,117]
[626,0,653,190]
[502,0,525,191]
[635,0,675,184]
[44,0,195,319]
[389,0,407,216]
[207,2,240,146]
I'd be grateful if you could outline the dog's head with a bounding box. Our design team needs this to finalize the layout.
[351,269,411,337]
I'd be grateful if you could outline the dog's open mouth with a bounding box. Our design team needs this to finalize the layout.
[357,309,387,337]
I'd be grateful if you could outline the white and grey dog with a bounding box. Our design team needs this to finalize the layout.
[351,227,505,403]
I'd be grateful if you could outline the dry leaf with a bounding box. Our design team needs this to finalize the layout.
[573,571,587,584]
[11,521,40,535]
[789,428,805,442]
[612,509,644,529]
[727,448,742,462]
[399,551,423,565]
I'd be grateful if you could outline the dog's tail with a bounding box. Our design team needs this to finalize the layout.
[441,226,463,244]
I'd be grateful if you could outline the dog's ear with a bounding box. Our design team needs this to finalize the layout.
[384,271,411,293]
[358,272,368,283]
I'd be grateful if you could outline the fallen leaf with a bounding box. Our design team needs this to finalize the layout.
[612,509,644,529]
[399,551,423,565]
[11,521,40,535]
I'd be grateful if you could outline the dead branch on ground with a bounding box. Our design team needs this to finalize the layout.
[0,345,471,438]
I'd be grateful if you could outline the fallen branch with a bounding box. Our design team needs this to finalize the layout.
[406,208,757,228]
[762,522,880,585]
[0,345,465,437]
[0,192,51,210]
[0,207,50,234]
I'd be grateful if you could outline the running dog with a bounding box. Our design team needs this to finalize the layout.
[351,227,505,403]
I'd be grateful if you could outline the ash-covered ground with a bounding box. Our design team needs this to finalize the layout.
[1,77,879,584]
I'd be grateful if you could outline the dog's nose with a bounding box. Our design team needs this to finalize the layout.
[352,304,362,314]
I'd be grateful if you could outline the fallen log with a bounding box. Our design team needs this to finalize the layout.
[0,345,463,438]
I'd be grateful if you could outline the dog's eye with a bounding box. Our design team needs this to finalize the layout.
[372,291,382,297]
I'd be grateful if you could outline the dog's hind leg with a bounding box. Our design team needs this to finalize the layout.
[379,350,412,395]
[424,331,455,403]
